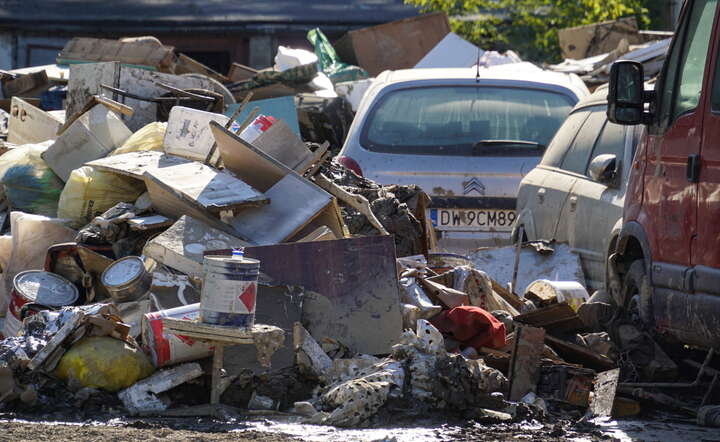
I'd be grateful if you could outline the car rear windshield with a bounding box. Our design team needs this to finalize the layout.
[360,85,574,156]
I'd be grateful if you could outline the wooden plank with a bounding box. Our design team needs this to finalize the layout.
[142,215,249,278]
[27,312,85,371]
[3,70,48,97]
[545,335,616,371]
[514,303,585,334]
[86,151,192,179]
[7,97,64,145]
[508,325,546,401]
[590,368,620,418]
[175,53,229,83]
[490,279,526,312]
[59,37,176,72]
[161,318,282,344]
[251,120,313,172]
[227,63,257,82]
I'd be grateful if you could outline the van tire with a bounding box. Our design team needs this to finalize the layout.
[622,260,653,326]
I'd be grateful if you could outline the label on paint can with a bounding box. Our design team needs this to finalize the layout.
[141,303,213,367]
[200,276,257,314]
[2,311,22,338]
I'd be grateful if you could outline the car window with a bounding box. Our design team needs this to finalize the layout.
[360,85,574,156]
[658,0,718,127]
[540,109,590,168]
[560,108,606,175]
[586,120,626,176]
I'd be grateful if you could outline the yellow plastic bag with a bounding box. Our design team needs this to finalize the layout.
[55,336,155,392]
[57,166,146,227]
[110,122,167,156]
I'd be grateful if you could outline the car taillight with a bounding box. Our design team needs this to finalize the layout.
[336,155,363,177]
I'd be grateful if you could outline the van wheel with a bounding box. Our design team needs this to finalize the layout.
[621,260,653,326]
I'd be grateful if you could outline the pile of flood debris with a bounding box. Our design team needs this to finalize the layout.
[0,18,715,436]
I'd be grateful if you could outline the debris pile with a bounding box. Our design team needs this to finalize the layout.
[0,11,713,436]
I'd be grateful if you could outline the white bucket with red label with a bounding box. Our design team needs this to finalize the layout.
[141,303,213,368]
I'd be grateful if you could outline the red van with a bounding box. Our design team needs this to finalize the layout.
[607,0,720,349]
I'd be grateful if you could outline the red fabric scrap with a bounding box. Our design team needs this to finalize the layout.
[430,306,506,350]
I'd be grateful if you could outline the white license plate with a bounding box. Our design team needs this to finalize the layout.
[430,208,516,232]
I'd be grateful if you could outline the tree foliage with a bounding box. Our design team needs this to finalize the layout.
[405,0,651,63]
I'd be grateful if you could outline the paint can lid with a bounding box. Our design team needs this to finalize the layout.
[13,270,79,306]
[102,256,146,288]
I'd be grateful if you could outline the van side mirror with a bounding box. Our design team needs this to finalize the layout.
[588,154,618,185]
[607,61,650,125]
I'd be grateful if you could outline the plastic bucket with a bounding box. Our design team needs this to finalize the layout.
[4,270,79,337]
[141,303,213,368]
[200,255,260,327]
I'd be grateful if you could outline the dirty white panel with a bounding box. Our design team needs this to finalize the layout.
[7,97,64,145]
[163,106,229,162]
[67,62,213,131]
[470,243,586,294]
[86,151,192,180]
[42,104,131,181]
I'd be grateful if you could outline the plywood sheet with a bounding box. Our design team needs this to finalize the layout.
[86,151,192,179]
[8,97,63,145]
[164,106,229,162]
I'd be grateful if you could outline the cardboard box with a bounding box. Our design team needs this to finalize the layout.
[333,12,451,76]
[558,17,643,60]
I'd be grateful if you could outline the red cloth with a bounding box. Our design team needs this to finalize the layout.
[430,306,506,350]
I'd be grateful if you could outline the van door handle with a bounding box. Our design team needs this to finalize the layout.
[537,188,546,204]
[687,154,700,183]
[569,195,578,212]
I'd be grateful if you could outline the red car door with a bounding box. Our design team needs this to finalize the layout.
[695,5,720,280]
[642,0,717,281]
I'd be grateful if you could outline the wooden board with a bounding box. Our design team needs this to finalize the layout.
[144,161,267,217]
[333,12,450,76]
[545,335,616,371]
[86,151,192,179]
[161,317,282,345]
[252,120,313,173]
[238,236,403,355]
[227,63,257,82]
[7,97,64,145]
[508,325,546,401]
[514,303,585,334]
[590,369,620,418]
[59,37,176,72]
[142,215,249,278]
[175,53,229,83]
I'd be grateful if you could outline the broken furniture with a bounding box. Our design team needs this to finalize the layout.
[161,318,283,415]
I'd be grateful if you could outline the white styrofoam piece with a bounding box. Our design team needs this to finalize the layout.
[163,106,230,162]
[415,32,483,69]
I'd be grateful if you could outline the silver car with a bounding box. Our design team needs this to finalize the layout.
[336,64,588,254]
[514,88,643,291]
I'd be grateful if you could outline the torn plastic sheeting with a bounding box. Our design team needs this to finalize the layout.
[399,276,441,319]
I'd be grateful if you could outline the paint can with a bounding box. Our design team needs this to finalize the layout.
[524,280,590,311]
[101,256,153,303]
[4,270,79,338]
[200,255,260,327]
[141,303,213,368]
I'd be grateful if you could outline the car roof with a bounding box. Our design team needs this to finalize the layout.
[374,62,590,99]
[573,86,609,110]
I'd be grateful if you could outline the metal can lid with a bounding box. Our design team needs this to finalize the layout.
[14,270,79,306]
[102,256,146,288]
